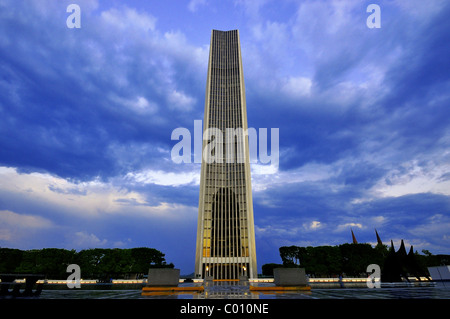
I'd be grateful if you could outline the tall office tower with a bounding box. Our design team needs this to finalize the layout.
[194,30,257,280]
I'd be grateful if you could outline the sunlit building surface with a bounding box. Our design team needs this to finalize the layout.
[194,29,257,279]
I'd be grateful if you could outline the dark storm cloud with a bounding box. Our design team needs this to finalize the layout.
[0,0,207,181]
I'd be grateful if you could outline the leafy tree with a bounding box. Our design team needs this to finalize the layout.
[264,243,449,278]
[302,246,342,276]
[339,243,375,276]
[36,248,76,279]
[0,247,170,279]
[130,247,166,274]
[0,248,23,273]
[74,248,107,279]
[73,247,169,279]
[422,249,432,257]
[275,243,390,277]
[279,246,302,265]
[100,248,130,277]
[15,250,40,274]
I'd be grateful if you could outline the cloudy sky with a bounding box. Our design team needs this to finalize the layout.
[1,0,449,274]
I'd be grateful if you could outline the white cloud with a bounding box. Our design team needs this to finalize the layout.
[188,0,207,12]
[0,210,53,230]
[101,8,157,32]
[0,210,53,242]
[393,0,446,20]
[0,167,196,219]
[235,0,271,22]
[126,169,200,187]
[251,161,338,192]
[371,216,386,225]
[109,94,158,114]
[167,89,196,111]
[336,222,363,233]
[370,160,450,198]
[281,76,312,98]
[252,163,278,176]
[303,220,322,231]
[310,220,322,229]
[72,231,108,248]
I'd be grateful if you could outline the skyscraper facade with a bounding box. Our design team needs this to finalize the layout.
[194,30,257,279]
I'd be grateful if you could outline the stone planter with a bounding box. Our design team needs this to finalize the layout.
[147,268,180,286]
[273,268,308,286]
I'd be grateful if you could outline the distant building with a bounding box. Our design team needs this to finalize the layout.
[194,30,257,279]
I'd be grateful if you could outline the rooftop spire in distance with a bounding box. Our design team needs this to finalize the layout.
[351,228,358,244]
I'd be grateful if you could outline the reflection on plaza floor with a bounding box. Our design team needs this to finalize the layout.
[33,280,450,299]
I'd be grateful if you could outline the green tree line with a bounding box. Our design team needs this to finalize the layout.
[0,247,173,280]
[262,244,449,277]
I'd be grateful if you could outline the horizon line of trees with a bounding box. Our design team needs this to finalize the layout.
[262,243,450,277]
[0,247,173,280]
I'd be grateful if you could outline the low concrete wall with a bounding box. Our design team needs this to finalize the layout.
[273,268,308,286]
[147,268,180,286]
